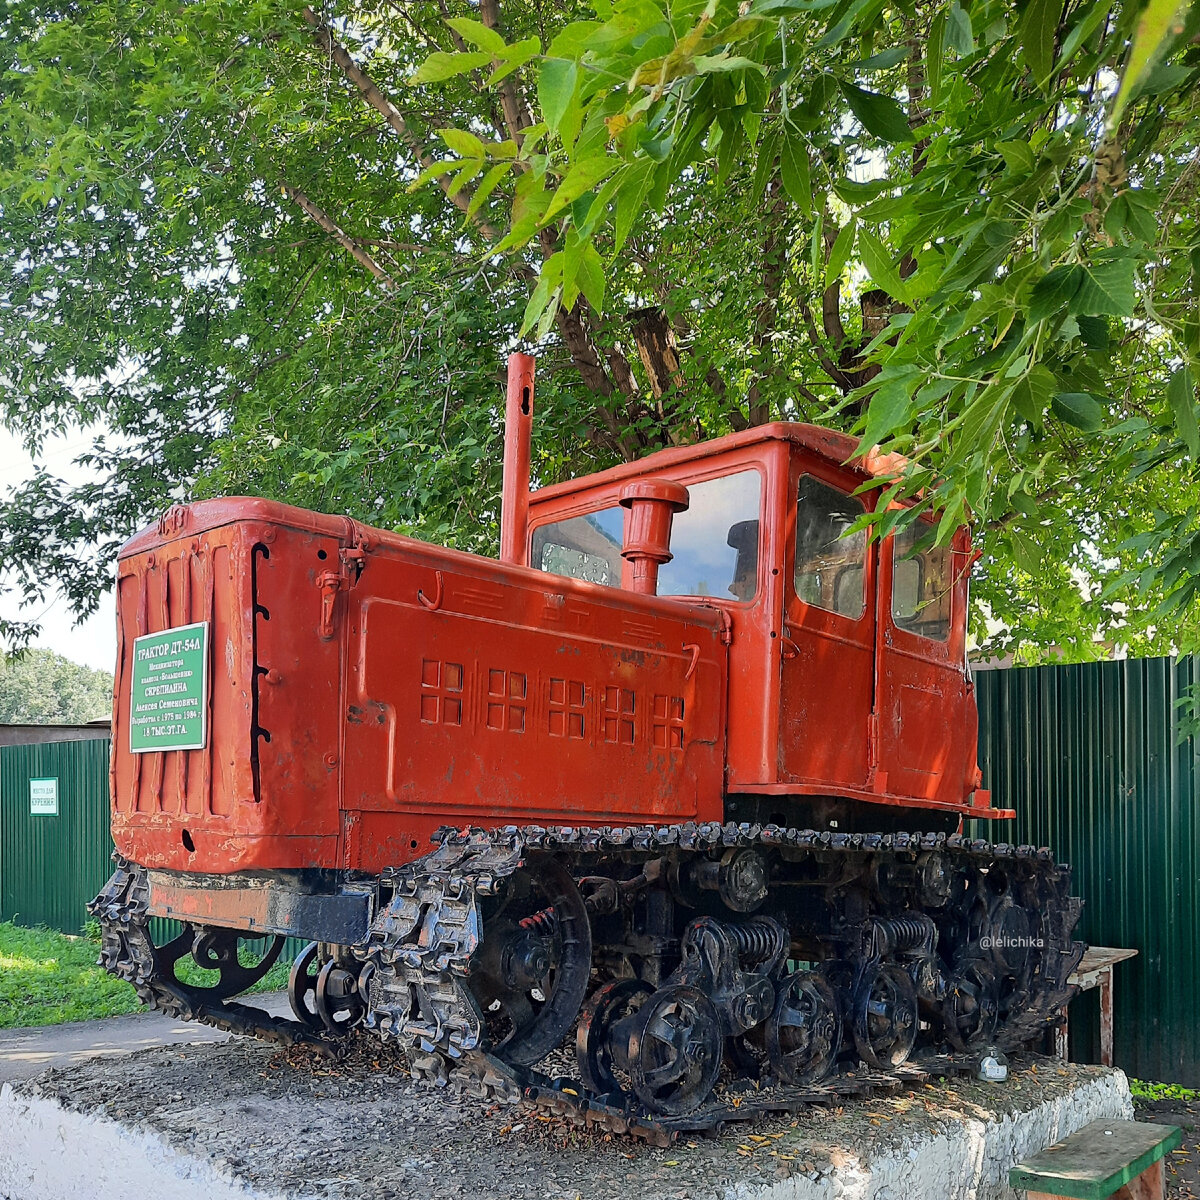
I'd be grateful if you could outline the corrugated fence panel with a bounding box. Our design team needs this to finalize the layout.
[0,737,115,934]
[975,657,1200,1086]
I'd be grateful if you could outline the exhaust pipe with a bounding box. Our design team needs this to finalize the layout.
[499,353,535,564]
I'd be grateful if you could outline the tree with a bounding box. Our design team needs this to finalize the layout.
[1,0,1198,663]
[0,650,113,724]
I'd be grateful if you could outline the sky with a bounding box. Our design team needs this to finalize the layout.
[0,426,118,673]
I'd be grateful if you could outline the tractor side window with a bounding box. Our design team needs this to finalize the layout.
[531,507,624,587]
[794,475,867,619]
[658,470,762,601]
[891,523,952,641]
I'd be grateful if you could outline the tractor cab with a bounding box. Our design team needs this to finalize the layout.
[524,418,994,825]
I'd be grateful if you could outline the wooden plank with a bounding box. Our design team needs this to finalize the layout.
[1009,1120,1181,1200]
[1070,946,1139,983]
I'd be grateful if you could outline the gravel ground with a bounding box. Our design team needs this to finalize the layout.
[1135,1096,1200,1200]
[14,1036,1123,1200]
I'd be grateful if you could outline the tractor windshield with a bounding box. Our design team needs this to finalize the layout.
[530,469,762,601]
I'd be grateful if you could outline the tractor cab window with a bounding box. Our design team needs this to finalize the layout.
[793,475,867,619]
[531,507,624,587]
[891,523,952,642]
[658,470,762,601]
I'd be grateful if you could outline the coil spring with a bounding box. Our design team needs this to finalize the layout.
[870,914,934,955]
[519,906,559,936]
[727,918,787,966]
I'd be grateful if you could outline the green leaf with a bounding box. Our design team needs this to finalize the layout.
[1012,365,1057,423]
[465,163,510,221]
[1168,365,1199,457]
[545,156,617,219]
[780,127,812,212]
[1019,0,1061,85]
[838,80,912,142]
[576,242,606,313]
[946,3,974,55]
[1077,314,1109,350]
[861,366,922,447]
[996,139,1035,174]
[853,46,909,71]
[1009,528,1043,575]
[445,17,506,55]
[927,11,945,104]
[438,128,486,159]
[614,160,654,254]
[520,252,564,337]
[489,36,541,85]
[1051,391,1104,431]
[539,59,579,135]
[832,177,892,204]
[858,227,905,298]
[1107,0,1188,134]
[1029,264,1084,322]
[1070,256,1136,318]
[410,50,492,85]
[825,217,856,288]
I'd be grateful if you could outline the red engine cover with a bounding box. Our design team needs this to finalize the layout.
[111,499,729,875]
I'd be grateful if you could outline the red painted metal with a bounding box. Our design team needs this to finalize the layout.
[619,478,690,595]
[499,352,535,565]
[108,381,1007,880]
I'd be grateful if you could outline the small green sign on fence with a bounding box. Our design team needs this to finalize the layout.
[29,777,58,815]
[129,621,210,753]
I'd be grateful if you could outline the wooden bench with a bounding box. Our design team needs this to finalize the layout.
[1009,1118,1181,1200]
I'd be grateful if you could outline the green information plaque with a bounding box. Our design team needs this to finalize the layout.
[129,621,210,753]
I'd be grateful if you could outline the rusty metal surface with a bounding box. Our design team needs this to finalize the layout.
[109,421,994,881]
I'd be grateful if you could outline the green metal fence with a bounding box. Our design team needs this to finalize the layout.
[0,737,114,933]
[975,656,1200,1086]
[0,736,301,965]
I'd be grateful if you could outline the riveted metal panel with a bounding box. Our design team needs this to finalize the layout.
[975,657,1200,1085]
[0,737,115,934]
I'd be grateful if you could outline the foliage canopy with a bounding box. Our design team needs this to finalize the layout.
[0,650,113,724]
[2,0,1200,662]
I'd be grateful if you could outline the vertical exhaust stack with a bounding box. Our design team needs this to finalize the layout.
[499,353,536,565]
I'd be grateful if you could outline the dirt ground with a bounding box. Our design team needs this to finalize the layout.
[17,1036,1121,1200]
[1135,1095,1200,1200]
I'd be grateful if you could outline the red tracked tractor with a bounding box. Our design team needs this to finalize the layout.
[92,354,1082,1139]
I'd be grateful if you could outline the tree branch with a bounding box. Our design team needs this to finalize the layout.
[301,6,501,242]
[282,185,393,283]
[479,0,534,145]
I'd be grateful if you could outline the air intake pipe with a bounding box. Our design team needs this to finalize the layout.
[619,479,690,595]
[499,353,535,564]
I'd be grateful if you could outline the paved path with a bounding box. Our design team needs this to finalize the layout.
[0,992,292,1083]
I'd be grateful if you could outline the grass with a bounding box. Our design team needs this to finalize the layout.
[0,919,292,1029]
[1130,1078,1200,1104]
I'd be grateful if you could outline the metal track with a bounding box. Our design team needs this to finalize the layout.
[92,822,1084,1144]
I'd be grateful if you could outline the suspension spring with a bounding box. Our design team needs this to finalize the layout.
[519,906,559,936]
[726,918,788,969]
[869,914,936,957]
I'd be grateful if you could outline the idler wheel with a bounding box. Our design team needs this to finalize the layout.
[942,963,999,1052]
[851,963,918,1069]
[314,958,367,1033]
[288,942,325,1030]
[627,985,723,1115]
[766,970,841,1085]
[576,977,652,1095]
[469,854,592,1068]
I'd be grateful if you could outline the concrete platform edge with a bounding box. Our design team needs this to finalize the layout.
[0,1082,293,1200]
